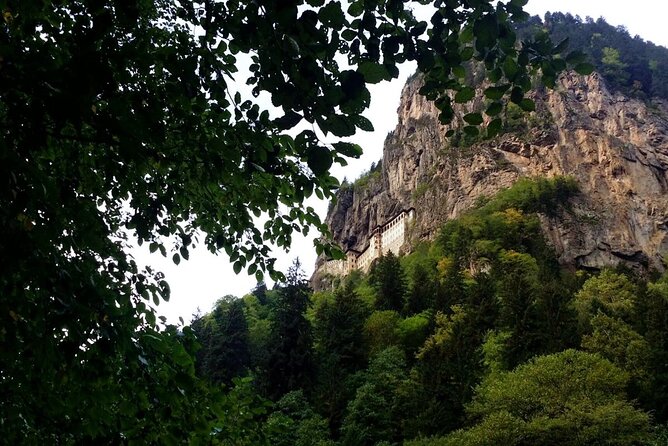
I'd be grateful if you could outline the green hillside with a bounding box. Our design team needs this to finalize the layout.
[193,177,668,445]
[517,12,668,99]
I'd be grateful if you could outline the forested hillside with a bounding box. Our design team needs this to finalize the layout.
[193,177,668,445]
[517,13,668,99]
[5,0,668,442]
[189,15,668,445]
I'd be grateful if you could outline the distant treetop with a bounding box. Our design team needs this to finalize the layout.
[516,12,668,99]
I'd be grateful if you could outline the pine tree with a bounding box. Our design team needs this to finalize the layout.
[266,259,314,399]
[191,296,251,385]
[313,282,369,432]
[370,252,407,312]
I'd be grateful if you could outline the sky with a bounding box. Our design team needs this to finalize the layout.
[134,0,668,324]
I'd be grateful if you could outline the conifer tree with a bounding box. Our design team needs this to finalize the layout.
[266,260,314,399]
[370,252,407,312]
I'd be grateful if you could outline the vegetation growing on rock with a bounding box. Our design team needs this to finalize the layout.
[194,177,668,445]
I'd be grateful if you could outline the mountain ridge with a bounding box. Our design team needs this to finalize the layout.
[313,69,668,287]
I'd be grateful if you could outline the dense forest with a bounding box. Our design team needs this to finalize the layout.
[193,177,668,445]
[4,0,668,441]
[188,17,668,444]
[516,13,668,99]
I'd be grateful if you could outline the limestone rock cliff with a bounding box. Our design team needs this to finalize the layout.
[317,71,668,278]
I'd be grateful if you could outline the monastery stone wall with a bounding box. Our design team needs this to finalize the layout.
[322,208,415,276]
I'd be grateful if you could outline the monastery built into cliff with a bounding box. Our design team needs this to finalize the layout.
[321,208,415,275]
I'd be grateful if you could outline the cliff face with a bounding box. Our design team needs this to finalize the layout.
[320,72,668,276]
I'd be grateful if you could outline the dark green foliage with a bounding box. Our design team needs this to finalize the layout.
[340,347,409,446]
[452,350,649,446]
[493,250,543,368]
[314,283,369,373]
[191,296,251,386]
[637,278,668,422]
[312,283,370,432]
[243,289,277,373]
[532,273,580,354]
[253,281,269,305]
[265,260,315,399]
[265,391,334,446]
[517,13,668,99]
[189,176,668,444]
[0,0,583,438]
[438,177,578,264]
[0,1,635,445]
[406,263,437,315]
[370,251,407,312]
[408,351,651,446]
[436,257,466,311]
[406,300,492,437]
[477,176,579,216]
[364,310,401,356]
[353,160,383,191]
[396,312,433,359]
[205,378,271,445]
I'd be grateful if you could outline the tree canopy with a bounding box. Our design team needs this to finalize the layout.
[190,178,668,444]
[0,0,583,441]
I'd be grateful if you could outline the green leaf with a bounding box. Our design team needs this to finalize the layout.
[306,146,333,176]
[146,309,156,324]
[452,65,466,79]
[503,58,519,80]
[355,115,374,132]
[358,61,390,84]
[552,37,569,55]
[460,26,474,44]
[574,63,595,75]
[510,86,524,104]
[179,246,189,261]
[333,142,363,158]
[484,85,509,100]
[487,118,503,137]
[519,98,535,112]
[342,29,357,41]
[485,102,503,116]
[233,261,242,275]
[410,21,428,37]
[172,253,180,265]
[463,112,483,125]
[340,70,366,100]
[460,46,474,61]
[454,87,475,103]
[275,111,302,130]
[324,114,356,137]
[463,126,479,137]
[542,74,556,88]
[347,1,364,17]
[319,2,345,27]
[439,107,455,124]
[565,50,587,65]
[473,13,499,49]
[488,67,503,83]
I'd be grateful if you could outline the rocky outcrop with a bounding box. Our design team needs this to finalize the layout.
[316,71,668,279]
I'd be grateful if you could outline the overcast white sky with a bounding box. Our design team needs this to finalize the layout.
[134,0,668,324]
